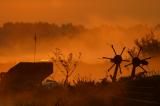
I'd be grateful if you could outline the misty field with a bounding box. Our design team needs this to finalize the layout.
[1,23,160,106]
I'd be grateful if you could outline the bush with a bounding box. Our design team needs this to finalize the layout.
[135,31,160,56]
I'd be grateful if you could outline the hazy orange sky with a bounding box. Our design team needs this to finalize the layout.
[1,0,160,81]
[1,0,160,27]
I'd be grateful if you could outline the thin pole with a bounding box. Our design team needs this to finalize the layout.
[34,33,37,62]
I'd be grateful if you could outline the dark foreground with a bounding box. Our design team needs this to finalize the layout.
[0,75,160,106]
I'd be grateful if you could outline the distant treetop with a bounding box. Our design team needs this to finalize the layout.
[135,31,160,56]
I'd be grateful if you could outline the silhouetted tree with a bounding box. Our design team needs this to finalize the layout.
[52,48,81,85]
[0,22,86,55]
[135,31,160,56]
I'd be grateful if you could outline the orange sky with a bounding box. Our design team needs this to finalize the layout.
[0,0,160,81]
[0,0,160,27]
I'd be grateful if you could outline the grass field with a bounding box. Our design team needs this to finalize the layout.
[0,75,160,106]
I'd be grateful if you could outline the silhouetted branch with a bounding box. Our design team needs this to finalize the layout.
[52,49,81,85]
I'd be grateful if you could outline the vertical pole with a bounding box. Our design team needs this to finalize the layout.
[34,33,37,63]
[131,66,136,79]
[112,64,119,82]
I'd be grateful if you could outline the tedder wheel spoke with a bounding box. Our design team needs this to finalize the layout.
[125,63,132,67]
[128,51,134,58]
[120,47,126,55]
[111,45,117,55]
[137,47,142,57]
[143,57,152,60]
[108,64,115,72]
[139,66,147,73]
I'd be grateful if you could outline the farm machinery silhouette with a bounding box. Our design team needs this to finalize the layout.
[125,48,152,79]
[0,45,153,91]
[102,45,152,82]
[102,45,128,82]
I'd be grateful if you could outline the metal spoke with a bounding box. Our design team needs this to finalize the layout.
[102,57,113,60]
[108,64,115,72]
[111,45,117,55]
[143,57,152,60]
[120,47,126,55]
[123,60,130,62]
[139,66,147,73]
[110,75,113,80]
[124,63,132,67]
[128,51,134,58]
[119,65,122,74]
[137,47,142,57]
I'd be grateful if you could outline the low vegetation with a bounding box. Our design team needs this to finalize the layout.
[0,74,160,106]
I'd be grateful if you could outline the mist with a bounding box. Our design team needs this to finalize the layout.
[0,22,160,81]
[0,22,155,63]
